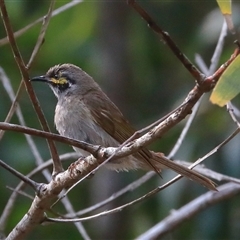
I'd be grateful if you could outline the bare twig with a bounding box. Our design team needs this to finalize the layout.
[65,160,240,218]
[228,102,240,118]
[135,102,188,137]
[136,183,240,240]
[209,21,228,75]
[204,47,240,90]
[6,186,34,200]
[27,1,55,68]
[196,21,228,77]
[170,20,228,159]
[0,68,25,140]
[192,128,240,168]
[168,100,201,159]
[189,164,240,184]
[55,172,155,216]
[0,0,61,175]
[128,0,205,83]
[0,153,78,231]
[0,0,83,47]
[0,159,39,191]
[5,153,103,240]
[0,122,98,154]
[46,175,177,224]
[227,102,240,127]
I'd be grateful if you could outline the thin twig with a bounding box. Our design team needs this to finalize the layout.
[0,68,25,140]
[0,159,39,191]
[136,183,240,240]
[170,20,228,159]
[54,172,155,216]
[0,0,62,174]
[46,177,178,223]
[227,102,240,127]
[209,21,228,75]
[0,0,83,47]
[168,100,201,159]
[6,186,34,200]
[192,128,240,168]
[0,153,78,230]
[0,122,98,154]
[204,47,240,90]
[189,163,240,184]
[128,0,205,83]
[0,68,49,174]
[27,1,55,68]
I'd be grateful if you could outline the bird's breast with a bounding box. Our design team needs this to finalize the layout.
[54,97,118,148]
[54,97,145,171]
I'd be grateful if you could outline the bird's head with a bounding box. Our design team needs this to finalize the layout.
[31,63,96,99]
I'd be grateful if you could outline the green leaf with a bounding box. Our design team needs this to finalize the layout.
[210,54,240,106]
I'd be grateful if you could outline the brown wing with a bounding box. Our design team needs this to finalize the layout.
[83,90,156,168]
[83,91,136,142]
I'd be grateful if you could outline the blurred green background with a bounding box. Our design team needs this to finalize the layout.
[1,1,240,239]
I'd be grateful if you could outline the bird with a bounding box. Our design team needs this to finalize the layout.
[31,63,216,190]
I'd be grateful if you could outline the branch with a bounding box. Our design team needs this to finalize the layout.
[27,1,55,68]
[128,0,240,91]
[136,183,240,240]
[170,20,228,159]
[0,0,61,174]
[0,153,78,231]
[0,0,83,47]
[128,0,204,83]
[0,122,98,155]
[0,159,39,191]
[227,102,240,127]
[57,172,155,217]
[5,154,102,240]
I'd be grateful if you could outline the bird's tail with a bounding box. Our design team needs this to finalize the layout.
[150,152,217,191]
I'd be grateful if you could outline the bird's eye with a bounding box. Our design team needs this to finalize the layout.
[54,74,59,79]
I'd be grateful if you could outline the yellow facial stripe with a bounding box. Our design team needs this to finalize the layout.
[50,77,68,85]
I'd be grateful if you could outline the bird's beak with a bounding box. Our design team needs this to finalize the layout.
[31,75,51,83]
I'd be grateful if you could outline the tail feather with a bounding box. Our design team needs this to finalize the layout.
[151,152,217,191]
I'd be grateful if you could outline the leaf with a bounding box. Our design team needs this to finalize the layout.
[216,0,231,14]
[210,54,240,106]
[216,0,235,33]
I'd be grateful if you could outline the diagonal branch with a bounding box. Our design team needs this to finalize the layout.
[136,183,240,240]
[0,0,83,47]
[27,1,55,68]
[0,122,98,155]
[0,0,61,174]
[0,159,39,191]
[128,0,205,83]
